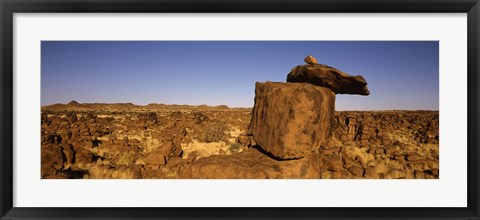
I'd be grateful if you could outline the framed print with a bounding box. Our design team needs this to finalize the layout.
[1,0,479,219]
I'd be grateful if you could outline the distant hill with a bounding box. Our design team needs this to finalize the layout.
[42,101,252,112]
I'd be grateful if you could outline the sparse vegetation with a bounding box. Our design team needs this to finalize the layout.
[116,152,134,166]
[229,142,242,152]
[201,122,228,143]
[41,102,438,179]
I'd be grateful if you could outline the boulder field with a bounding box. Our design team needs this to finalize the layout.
[41,55,438,179]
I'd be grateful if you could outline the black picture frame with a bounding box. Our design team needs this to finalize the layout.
[1,0,479,219]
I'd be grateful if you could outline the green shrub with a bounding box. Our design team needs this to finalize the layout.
[202,122,228,143]
[229,142,242,152]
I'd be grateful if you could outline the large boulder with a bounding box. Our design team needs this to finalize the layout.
[144,152,167,165]
[158,140,183,159]
[249,82,336,159]
[287,56,370,95]
[73,146,94,165]
[41,144,65,177]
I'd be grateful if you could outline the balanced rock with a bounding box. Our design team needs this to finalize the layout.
[249,82,335,159]
[287,56,370,95]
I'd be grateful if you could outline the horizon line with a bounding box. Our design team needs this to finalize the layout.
[41,101,440,111]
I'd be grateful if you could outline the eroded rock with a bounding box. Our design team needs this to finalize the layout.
[177,148,321,179]
[287,56,370,95]
[144,152,167,165]
[249,82,335,159]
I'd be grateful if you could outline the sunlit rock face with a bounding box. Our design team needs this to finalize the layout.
[249,81,336,160]
[287,55,370,95]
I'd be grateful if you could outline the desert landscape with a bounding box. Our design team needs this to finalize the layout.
[41,55,439,179]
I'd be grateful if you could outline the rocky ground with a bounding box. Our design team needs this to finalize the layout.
[41,102,438,179]
[41,56,438,179]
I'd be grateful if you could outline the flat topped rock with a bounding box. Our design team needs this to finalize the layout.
[177,148,321,179]
[287,56,370,95]
[249,82,336,160]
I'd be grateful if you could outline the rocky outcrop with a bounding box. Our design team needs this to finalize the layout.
[41,144,65,177]
[287,56,370,95]
[177,148,321,178]
[249,82,335,159]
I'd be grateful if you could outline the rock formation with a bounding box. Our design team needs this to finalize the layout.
[304,55,318,64]
[177,149,321,178]
[40,55,439,179]
[248,82,335,159]
[287,56,370,95]
[248,56,369,161]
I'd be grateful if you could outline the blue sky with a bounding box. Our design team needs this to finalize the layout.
[41,41,439,110]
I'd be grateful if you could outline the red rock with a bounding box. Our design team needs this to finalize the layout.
[62,146,75,166]
[347,166,364,177]
[414,170,425,179]
[320,147,341,156]
[167,157,186,167]
[393,150,403,156]
[144,152,167,165]
[177,149,321,179]
[304,55,318,64]
[287,56,370,95]
[159,140,183,159]
[41,145,63,163]
[364,167,377,178]
[74,147,94,164]
[249,82,335,159]
[374,147,385,154]
[237,132,253,146]
[385,148,396,155]
[407,155,420,161]
[324,139,341,150]
[323,155,343,172]
[342,157,358,168]
[41,144,65,177]
[425,174,435,179]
